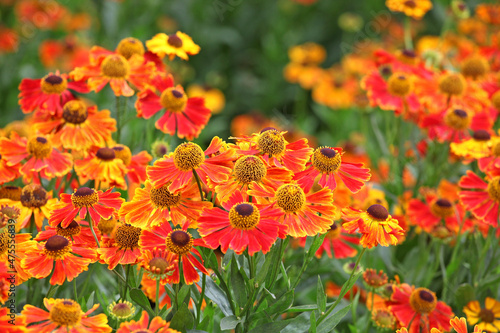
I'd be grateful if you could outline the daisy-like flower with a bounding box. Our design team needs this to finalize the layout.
[36,219,99,248]
[232,128,312,173]
[0,133,73,183]
[32,99,116,152]
[451,130,497,159]
[458,171,500,227]
[119,181,211,230]
[49,186,124,228]
[70,46,155,97]
[248,182,338,237]
[213,154,292,203]
[0,306,26,332]
[434,316,486,333]
[139,249,176,284]
[463,297,500,332]
[363,268,388,288]
[147,137,236,193]
[12,184,57,231]
[108,300,136,321]
[342,204,405,248]
[389,284,454,333]
[0,230,35,285]
[198,191,286,255]
[112,144,152,185]
[22,298,111,333]
[22,235,96,285]
[117,310,179,333]
[97,224,142,270]
[146,31,200,61]
[18,71,88,116]
[294,146,371,193]
[386,0,433,20]
[372,308,396,331]
[299,221,359,259]
[139,221,208,285]
[136,74,211,140]
[75,147,128,189]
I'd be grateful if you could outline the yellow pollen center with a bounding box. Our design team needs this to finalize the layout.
[28,137,52,159]
[461,56,489,80]
[49,300,82,327]
[44,235,71,259]
[56,220,81,238]
[372,309,395,329]
[165,229,193,256]
[312,147,342,173]
[487,177,500,202]
[71,187,99,208]
[20,184,48,209]
[115,224,141,250]
[228,203,260,230]
[40,74,68,94]
[160,88,188,113]
[0,186,21,201]
[101,54,130,79]
[257,129,286,156]
[112,145,132,166]
[97,216,117,235]
[233,156,267,184]
[275,184,306,213]
[387,73,411,97]
[409,288,437,314]
[430,198,454,218]
[148,257,173,275]
[62,100,88,125]
[0,231,8,255]
[150,185,181,208]
[116,37,145,60]
[173,143,205,171]
[439,73,466,96]
[444,109,470,130]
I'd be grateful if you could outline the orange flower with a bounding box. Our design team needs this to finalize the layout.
[342,204,404,248]
[0,306,25,333]
[0,230,35,285]
[186,84,225,114]
[299,221,359,259]
[463,297,500,332]
[36,219,99,249]
[476,4,500,25]
[146,31,200,61]
[32,100,116,152]
[75,147,128,190]
[0,133,73,183]
[119,181,211,230]
[139,249,176,285]
[386,0,433,20]
[0,154,20,185]
[248,182,338,237]
[22,235,96,285]
[39,36,90,72]
[97,224,142,270]
[451,130,496,159]
[70,46,156,97]
[15,0,67,29]
[0,27,18,54]
[49,187,123,228]
[147,137,236,193]
[22,298,111,333]
[117,310,179,333]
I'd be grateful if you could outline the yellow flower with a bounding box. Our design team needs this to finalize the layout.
[146,31,200,60]
[386,0,433,20]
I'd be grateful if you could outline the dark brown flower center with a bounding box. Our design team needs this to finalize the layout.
[20,184,48,208]
[168,34,183,48]
[45,235,69,252]
[367,204,389,220]
[96,147,116,161]
[473,130,491,141]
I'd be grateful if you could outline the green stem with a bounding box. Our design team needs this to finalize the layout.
[317,248,366,326]
[267,238,284,291]
[73,279,78,301]
[192,169,204,201]
[88,216,100,248]
[116,96,122,143]
[404,16,413,50]
[196,274,206,326]
[45,283,57,299]
[155,278,160,316]
[123,264,131,299]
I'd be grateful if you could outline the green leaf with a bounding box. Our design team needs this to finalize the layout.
[46,285,59,299]
[267,290,294,315]
[454,284,475,310]
[129,288,154,317]
[316,276,326,313]
[170,303,194,332]
[282,312,311,333]
[178,284,191,306]
[248,318,294,333]
[309,311,317,333]
[85,291,95,313]
[316,304,352,333]
[258,241,280,286]
[220,315,244,330]
[230,254,247,307]
[204,276,233,316]
[336,272,362,303]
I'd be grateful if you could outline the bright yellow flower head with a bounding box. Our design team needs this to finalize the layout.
[146,31,200,61]
[386,0,433,20]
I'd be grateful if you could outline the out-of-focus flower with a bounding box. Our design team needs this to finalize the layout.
[386,0,433,20]
[187,84,225,114]
[0,27,18,54]
[147,31,200,61]
[463,297,500,332]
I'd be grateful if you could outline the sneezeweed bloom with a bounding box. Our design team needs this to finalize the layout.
[214,155,292,203]
[463,297,500,332]
[36,219,98,248]
[18,72,88,116]
[22,235,96,285]
[147,137,236,193]
[0,230,35,285]
[372,309,396,330]
[108,300,136,321]
[363,268,388,288]
[187,84,226,114]
[451,130,496,159]
[135,74,211,140]
[139,221,209,285]
[117,310,179,333]
[115,37,145,60]
[119,181,211,230]
[407,194,465,233]
[22,298,111,333]
[75,147,128,189]
[233,128,312,173]
[146,31,200,60]
[461,55,490,80]
[390,284,454,333]
[295,146,371,193]
[32,100,116,151]
[386,0,433,19]
[299,221,359,259]
[342,204,405,248]
[437,316,487,333]
[16,183,57,230]
[0,133,73,183]
[140,249,176,284]
[198,191,286,255]
[49,187,124,228]
[70,46,156,97]
[458,171,500,226]
[439,72,467,97]
[0,204,20,228]
[97,223,142,270]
